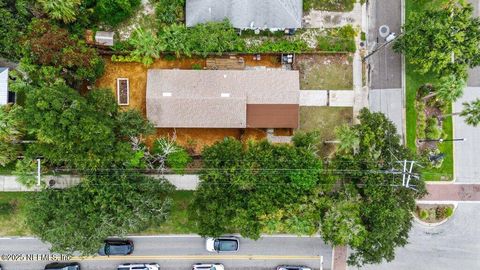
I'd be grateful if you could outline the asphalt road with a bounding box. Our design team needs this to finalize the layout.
[367,0,402,90]
[0,236,331,270]
[356,204,480,270]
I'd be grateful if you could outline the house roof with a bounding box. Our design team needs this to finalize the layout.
[186,0,303,29]
[146,69,299,128]
[0,68,8,105]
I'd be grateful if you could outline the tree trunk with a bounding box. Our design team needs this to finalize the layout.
[422,92,438,100]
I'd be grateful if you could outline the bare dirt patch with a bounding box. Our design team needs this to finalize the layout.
[294,53,353,90]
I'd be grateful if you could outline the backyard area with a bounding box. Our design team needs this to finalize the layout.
[295,53,353,90]
[405,0,454,181]
[299,106,353,157]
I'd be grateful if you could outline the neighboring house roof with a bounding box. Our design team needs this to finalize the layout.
[146,69,299,128]
[0,68,8,105]
[186,0,303,29]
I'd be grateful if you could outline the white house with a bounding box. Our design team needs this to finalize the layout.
[0,68,9,105]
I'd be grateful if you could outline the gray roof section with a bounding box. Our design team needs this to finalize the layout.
[186,0,303,29]
[146,69,300,128]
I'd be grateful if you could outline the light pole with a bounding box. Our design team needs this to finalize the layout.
[417,138,466,143]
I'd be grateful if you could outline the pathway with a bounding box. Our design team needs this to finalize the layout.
[420,183,480,202]
[300,90,355,107]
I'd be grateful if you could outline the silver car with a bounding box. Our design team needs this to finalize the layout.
[117,263,160,270]
[276,265,312,270]
[192,263,225,270]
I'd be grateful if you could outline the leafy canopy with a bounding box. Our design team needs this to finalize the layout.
[394,1,480,76]
[190,138,330,239]
[26,172,174,255]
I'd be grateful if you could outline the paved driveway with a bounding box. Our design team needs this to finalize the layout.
[356,204,480,270]
[454,87,480,182]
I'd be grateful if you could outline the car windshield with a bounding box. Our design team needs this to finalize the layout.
[215,239,238,251]
[108,243,129,254]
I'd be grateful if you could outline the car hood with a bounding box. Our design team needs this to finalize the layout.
[205,238,215,252]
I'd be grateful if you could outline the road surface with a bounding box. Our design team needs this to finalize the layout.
[0,235,331,270]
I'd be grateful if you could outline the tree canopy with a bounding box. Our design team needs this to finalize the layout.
[394,1,480,77]
[16,82,152,172]
[26,172,174,255]
[190,138,330,239]
[322,109,426,267]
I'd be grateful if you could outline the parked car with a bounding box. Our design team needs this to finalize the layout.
[98,239,134,256]
[117,263,159,270]
[276,265,311,270]
[205,236,239,252]
[44,262,80,270]
[192,263,224,270]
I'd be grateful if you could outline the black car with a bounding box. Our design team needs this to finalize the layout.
[98,239,134,256]
[44,262,80,270]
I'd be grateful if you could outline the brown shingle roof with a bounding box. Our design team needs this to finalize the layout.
[146,69,299,128]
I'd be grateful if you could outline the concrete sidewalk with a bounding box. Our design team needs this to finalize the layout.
[0,174,199,191]
[420,183,480,202]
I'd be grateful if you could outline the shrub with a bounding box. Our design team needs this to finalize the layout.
[92,0,141,27]
[163,54,177,61]
[445,206,454,217]
[317,25,357,52]
[166,147,192,174]
[191,63,202,70]
[292,131,320,150]
[248,39,310,53]
[419,209,429,220]
[154,0,185,26]
[425,117,442,140]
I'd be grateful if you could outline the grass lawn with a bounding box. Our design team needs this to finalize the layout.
[405,0,453,181]
[299,106,353,157]
[136,191,197,235]
[295,54,353,90]
[0,192,31,236]
[304,0,356,12]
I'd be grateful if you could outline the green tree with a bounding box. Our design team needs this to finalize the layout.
[0,105,24,166]
[460,98,480,126]
[190,138,329,239]
[129,27,163,66]
[423,74,465,102]
[18,82,151,171]
[25,172,174,255]
[394,1,480,76]
[0,0,31,61]
[36,0,81,23]
[326,109,426,267]
[91,0,141,26]
[335,124,359,154]
[22,19,105,87]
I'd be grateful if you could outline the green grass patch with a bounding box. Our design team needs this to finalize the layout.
[304,0,356,12]
[140,191,197,234]
[299,107,353,157]
[405,0,453,181]
[296,54,353,90]
[0,192,31,236]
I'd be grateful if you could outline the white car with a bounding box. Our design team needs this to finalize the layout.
[276,265,312,270]
[205,237,239,252]
[117,263,160,270]
[192,263,225,270]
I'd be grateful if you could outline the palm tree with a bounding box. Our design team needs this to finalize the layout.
[460,98,480,126]
[37,0,81,23]
[423,74,465,102]
[326,125,359,155]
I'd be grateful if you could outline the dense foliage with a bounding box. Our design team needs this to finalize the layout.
[394,1,480,77]
[15,82,152,171]
[317,25,357,52]
[26,172,174,255]
[0,0,31,61]
[0,105,24,166]
[322,109,426,266]
[190,138,330,239]
[153,0,185,26]
[37,0,81,23]
[22,19,105,86]
[87,0,141,27]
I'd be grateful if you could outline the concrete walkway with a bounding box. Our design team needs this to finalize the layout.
[0,174,199,191]
[300,90,355,107]
[420,183,480,202]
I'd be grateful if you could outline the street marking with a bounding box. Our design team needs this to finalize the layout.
[70,255,322,261]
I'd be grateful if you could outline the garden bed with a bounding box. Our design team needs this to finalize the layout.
[294,53,353,90]
[414,204,454,224]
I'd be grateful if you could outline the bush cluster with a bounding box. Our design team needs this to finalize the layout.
[317,25,357,52]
